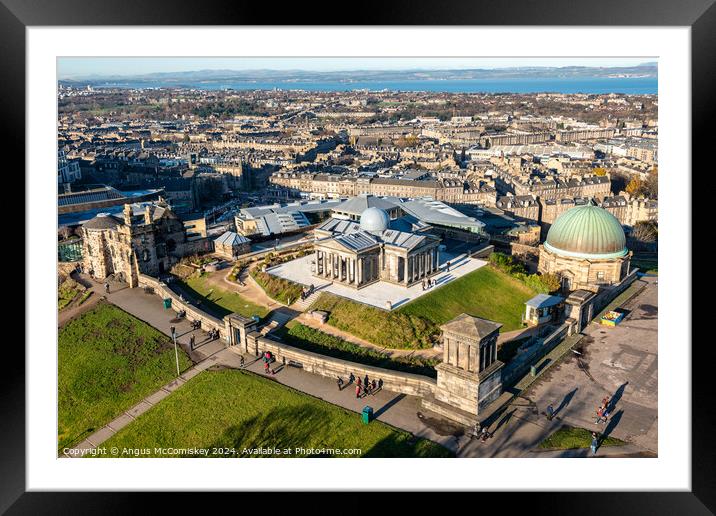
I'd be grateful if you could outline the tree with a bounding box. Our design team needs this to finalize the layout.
[625,177,643,195]
[631,221,658,243]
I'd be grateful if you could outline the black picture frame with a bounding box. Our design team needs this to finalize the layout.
[4,0,711,512]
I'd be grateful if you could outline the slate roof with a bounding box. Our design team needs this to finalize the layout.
[440,313,502,339]
[214,231,250,247]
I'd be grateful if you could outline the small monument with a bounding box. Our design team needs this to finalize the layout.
[422,313,504,425]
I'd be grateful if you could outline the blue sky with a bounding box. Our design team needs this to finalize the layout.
[57,57,654,79]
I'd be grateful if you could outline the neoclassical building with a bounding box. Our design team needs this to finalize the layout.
[538,203,632,292]
[312,207,441,289]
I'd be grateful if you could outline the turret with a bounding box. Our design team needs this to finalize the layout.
[123,204,132,225]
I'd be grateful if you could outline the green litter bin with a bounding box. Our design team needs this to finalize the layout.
[163,298,172,310]
[362,406,373,424]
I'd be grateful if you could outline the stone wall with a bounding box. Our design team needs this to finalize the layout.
[242,331,437,398]
[137,273,229,342]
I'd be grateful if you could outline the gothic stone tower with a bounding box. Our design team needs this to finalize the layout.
[424,313,504,425]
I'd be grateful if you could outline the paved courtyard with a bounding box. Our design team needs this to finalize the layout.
[514,276,658,453]
[266,251,487,309]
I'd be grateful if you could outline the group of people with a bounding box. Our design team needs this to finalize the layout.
[595,395,612,424]
[421,278,438,291]
[336,373,383,399]
[470,422,492,443]
[300,284,315,302]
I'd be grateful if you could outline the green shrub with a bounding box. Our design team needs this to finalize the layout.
[251,270,304,305]
[489,252,559,294]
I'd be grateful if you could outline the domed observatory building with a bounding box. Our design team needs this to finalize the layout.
[538,203,632,292]
[313,207,441,289]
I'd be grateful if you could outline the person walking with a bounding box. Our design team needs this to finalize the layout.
[378,378,383,392]
[337,376,344,391]
[264,362,270,375]
[364,374,369,389]
[371,379,377,394]
[591,432,599,455]
[349,373,355,385]
[446,261,451,272]
[104,282,110,294]
[355,384,361,399]
[239,355,245,368]
[189,334,195,351]
[595,405,606,424]
[357,377,362,390]
[546,404,555,421]
[422,279,426,291]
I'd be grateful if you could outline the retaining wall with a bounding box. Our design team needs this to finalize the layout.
[137,273,229,341]
[243,332,437,398]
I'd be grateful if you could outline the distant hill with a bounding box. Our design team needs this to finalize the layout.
[60,63,658,86]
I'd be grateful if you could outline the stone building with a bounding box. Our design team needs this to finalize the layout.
[312,207,441,289]
[422,314,504,424]
[213,231,251,260]
[81,200,210,287]
[538,203,632,292]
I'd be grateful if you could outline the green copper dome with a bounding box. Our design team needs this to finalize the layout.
[544,204,628,260]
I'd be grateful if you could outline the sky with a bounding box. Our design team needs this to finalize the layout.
[57,57,654,79]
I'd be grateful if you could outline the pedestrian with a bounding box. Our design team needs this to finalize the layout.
[355,385,361,399]
[422,279,426,291]
[337,376,344,391]
[357,377,362,389]
[364,374,369,388]
[546,404,554,421]
[264,362,270,374]
[190,335,195,351]
[349,373,355,384]
[371,379,377,394]
[378,378,383,392]
[104,282,110,294]
[446,261,451,272]
[595,405,606,424]
[240,355,245,368]
[591,432,599,455]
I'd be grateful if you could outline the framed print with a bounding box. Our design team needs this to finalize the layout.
[5,0,713,512]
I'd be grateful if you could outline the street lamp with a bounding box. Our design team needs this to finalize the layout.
[171,326,180,377]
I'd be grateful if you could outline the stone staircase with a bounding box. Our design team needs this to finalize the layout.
[259,310,294,336]
[293,290,322,311]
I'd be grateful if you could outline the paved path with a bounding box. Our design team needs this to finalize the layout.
[224,347,464,454]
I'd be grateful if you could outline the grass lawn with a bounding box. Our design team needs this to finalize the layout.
[276,323,439,378]
[58,302,192,451]
[398,266,536,332]
[309,293,437,349]
[102,369,453,458]
[538,425,626,450]
[180,274,270,320]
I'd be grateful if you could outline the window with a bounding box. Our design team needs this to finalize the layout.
[597,271,605,281]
